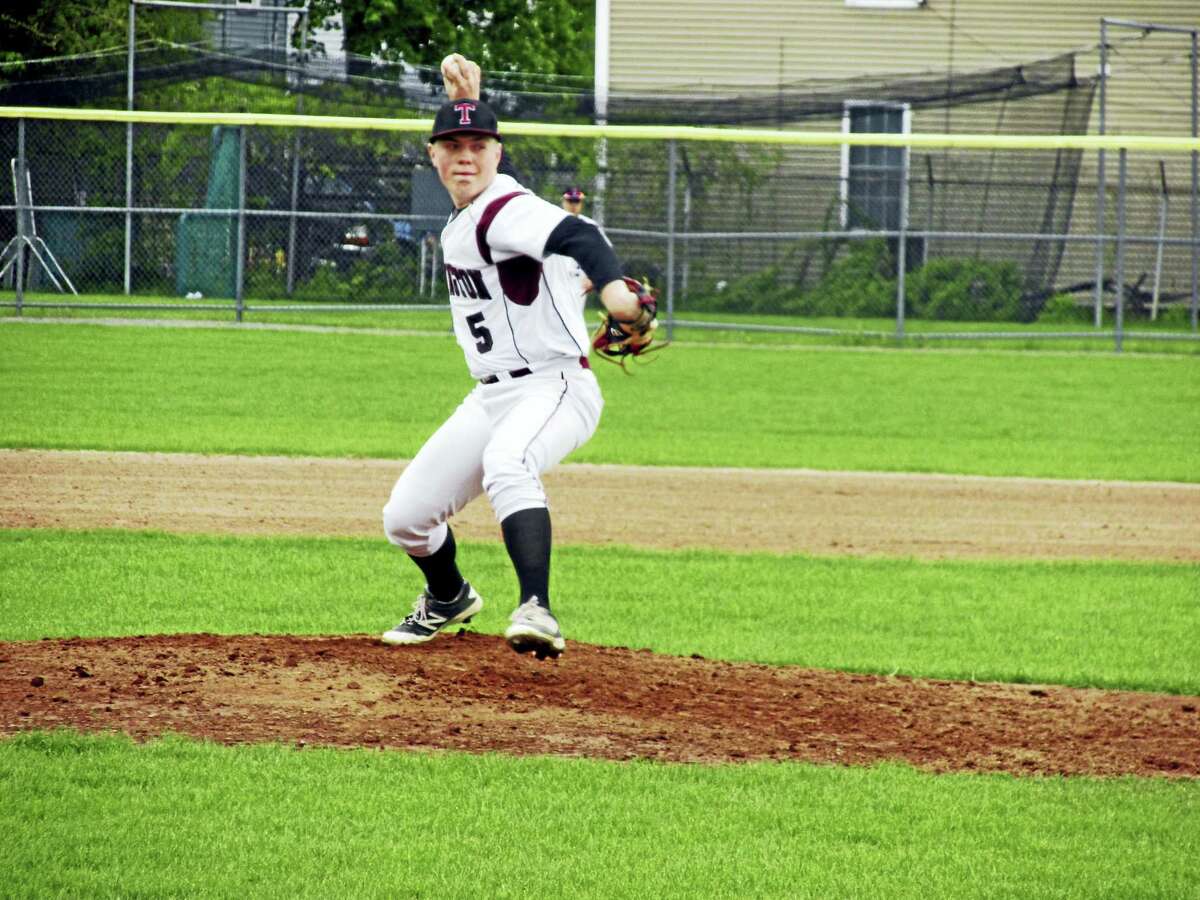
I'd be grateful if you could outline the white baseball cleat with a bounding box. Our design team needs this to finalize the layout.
[381,582,483,645]
[504,598,565,659]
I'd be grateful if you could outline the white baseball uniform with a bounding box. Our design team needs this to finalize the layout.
[383,175,604,556]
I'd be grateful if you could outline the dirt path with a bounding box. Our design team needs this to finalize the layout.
[4,448,1198,777]
[3,449,1198,561]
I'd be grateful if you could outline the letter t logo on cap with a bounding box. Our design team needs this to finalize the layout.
[454,102,476,125]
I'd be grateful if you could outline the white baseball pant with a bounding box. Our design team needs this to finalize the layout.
[382,363,603,557]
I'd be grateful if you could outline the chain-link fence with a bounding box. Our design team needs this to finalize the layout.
[1,110,1197,347]
[1,3,1194,345]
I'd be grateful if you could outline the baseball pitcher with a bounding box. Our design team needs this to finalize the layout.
[381,69,657,659]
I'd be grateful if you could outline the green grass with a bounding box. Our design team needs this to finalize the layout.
[3,315,1197,896]
[3,530,1196,694]
[6,292,1199,357]
[2,730,1196,900]
[668,309,1200,354]
[0,291,456,333]
[2,322,1197,480]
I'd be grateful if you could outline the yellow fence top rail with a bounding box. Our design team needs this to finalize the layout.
[1,105,1198,153]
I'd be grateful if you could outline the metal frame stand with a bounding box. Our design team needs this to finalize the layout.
[0,157,78,295]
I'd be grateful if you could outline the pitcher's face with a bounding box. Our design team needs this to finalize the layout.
[428,135,503,208]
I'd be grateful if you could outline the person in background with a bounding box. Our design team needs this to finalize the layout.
[561,187,586,216]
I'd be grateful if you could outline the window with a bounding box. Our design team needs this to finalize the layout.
[840,102,910,232]
[845,0,924,8]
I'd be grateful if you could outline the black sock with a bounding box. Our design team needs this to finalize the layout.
[500,507,552,610]
[408,527,465,603]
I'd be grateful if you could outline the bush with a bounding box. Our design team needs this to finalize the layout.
[287,241,426,304]
[678,245,1036,324]
[681,265,800,315]
[796,239,896,318]
[905,257,1024,322]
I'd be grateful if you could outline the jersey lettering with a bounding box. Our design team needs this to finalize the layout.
[438,174,592,379]
[445,264,492,300]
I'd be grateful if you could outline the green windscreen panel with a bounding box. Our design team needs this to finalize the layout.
[175,126,239,298]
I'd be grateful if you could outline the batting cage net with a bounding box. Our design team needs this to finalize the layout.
[0,7,1196,342]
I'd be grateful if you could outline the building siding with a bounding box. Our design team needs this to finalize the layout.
[609,0,1196,136]
[608,1,1198,304]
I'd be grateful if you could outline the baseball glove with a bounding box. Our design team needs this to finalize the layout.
[591,277,664,369]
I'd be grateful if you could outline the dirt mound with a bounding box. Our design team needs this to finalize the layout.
[2,632,1196,778]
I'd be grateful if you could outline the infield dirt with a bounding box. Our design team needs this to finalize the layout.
[2,449,1198,777]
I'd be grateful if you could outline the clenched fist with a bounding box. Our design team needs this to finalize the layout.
[441,54,482,101]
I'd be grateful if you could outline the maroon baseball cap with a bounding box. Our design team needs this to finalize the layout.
[430,99,502,142]
[562,187,586,201]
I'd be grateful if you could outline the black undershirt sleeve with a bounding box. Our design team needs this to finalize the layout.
[542,216,623,292]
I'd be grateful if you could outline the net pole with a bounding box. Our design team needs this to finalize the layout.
[1150,161,1168,321]
[124,0,135,296]
[235,125,246,322]
[665,139,677,341]
[1115,148,1127,353]
[15,118,25,314]
[1094,18,1108,329]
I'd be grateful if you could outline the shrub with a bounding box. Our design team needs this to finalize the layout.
[906,257,1024,322]
[682,265,800,315]
[678,245,1037,324]
[798,239,896,318]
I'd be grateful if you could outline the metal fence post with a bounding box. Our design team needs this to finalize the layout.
[666,139,677,341]
[124,0,135,296]
[896,144,911,340]
[235,125,247,322]
[1191,28,1198,331]
[1093,18,1108,329]
[1115,148,1127,353]
[14,118,25,314]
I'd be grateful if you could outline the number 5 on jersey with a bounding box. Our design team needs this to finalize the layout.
[466,312,493,353]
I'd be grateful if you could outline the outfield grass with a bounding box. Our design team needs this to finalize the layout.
[3,317,1197,896]
[2,730,1196,900]
[4,291,1198,355]
[2,322,1197,480]
[3,530,1196,694]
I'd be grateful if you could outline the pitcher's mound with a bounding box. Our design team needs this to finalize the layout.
[3,632,1197,777]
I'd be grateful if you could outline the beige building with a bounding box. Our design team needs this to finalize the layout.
[601,0,1198,312]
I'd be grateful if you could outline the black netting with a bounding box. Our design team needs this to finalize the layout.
[1,32,1091,131]
[7,9,1194,329]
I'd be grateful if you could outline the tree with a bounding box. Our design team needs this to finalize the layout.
[0,0,594,81]
[310,0,594,78]
[0,0,204,71]
[0,0,128,64]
